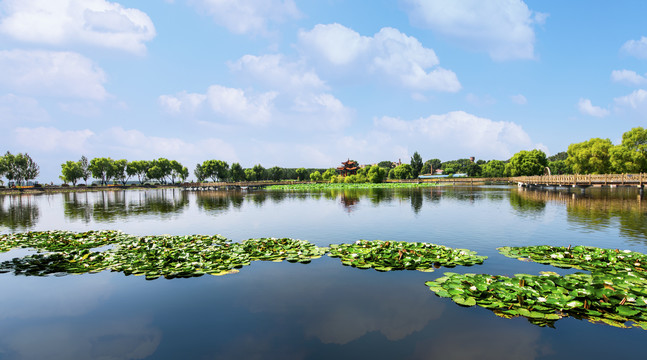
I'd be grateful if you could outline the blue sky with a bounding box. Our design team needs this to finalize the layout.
[1,0,647,182]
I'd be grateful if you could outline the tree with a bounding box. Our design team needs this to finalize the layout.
[547,151,568,162]
[322,168,337,181]
[3,151,17,185]
[20,153,39,185]
[410,151,423,178]
[391,164,414,179]
[367,165,387,183]
[244,168,256,181]
[269,166,283,181]
[112,159,130,185]
[481,160,506,178]
[194,163,206,182]
[89,157,115,185]
[504,149,548,176]
[422,159,441,175]
[230,163,245,182]
[79,155,90,185]
[252,164,265,180]
[60,160,83,186]
[610,127,647,173]
[201,160,229,182]
[309,171,323,182]
[129,160,151,184]
[377,161,394,169]
[548,160,572,175]
[566,138,613,174]
[169,160,188,184]
[295,167,308,181]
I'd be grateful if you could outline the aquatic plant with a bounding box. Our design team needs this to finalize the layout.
[328,240,487,272]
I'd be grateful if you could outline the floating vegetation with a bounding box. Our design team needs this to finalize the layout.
[242,237,327,263]
[266,182,436,191]
[0,230,133,253]
[426,272,647,329]
[328,240,487,272]
[498,245,647,275]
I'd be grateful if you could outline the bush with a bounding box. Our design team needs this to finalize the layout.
[61,184,70,187]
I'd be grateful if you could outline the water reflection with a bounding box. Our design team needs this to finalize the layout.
[514,187,647,242]
[0,195,40,230]
[63,190,188,223]
[195,190,244,214]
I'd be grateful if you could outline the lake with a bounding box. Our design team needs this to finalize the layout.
[0,185,645,359]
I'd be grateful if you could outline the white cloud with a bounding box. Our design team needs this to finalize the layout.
[298,24,460,92]
[206,85,277,125]
[611,69,647,85]
[0,94,50,124]
[0,50,108,100]
[190,0,300,35]
[159,92,207,115]
[402,0,545,61]
[229,54,326,91]
[510,94,527,104]
[621,36,647,59]
[0,0,156,54]
[14,127,95,152]
[577,98,609,117]
[291,93,353,131]
[614,89,647,111]
[374,111,535,159]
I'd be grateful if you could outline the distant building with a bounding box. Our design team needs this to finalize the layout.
[434,169,444,175]
[337,159,359,177]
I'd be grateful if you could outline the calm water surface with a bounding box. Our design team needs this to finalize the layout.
[0,186,646,359]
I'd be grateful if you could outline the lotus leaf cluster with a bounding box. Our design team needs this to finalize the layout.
[0,230,133,253]
[426,271,647,329]
[328,240,487,272]
[242,237,327,263]
[498,245,647,274]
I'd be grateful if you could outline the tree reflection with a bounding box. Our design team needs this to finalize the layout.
[195,190,245,213]
[0,195,40,230]
[63,190,188,222]
[509,188,547,217]
[514,187,647,243]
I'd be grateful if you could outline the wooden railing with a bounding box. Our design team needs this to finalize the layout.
[512,174,646,187]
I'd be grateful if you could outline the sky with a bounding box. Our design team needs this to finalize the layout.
[1,0,647,183]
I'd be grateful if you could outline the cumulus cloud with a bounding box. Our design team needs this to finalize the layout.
[0,0,156,54]
[374,111,535,159]
[14,127,95,152]
[611,69,647,85]
[290,93,353,130]
[614,89,647,112]
[621,36,647,59]
[402,0,546,61]
[510,94,527,104]
[577,98,609,117]
[298,24,460,92]
[229,54,326,92]
[159,85,277,125]
[0,50,108,100]
[189,0,300,35]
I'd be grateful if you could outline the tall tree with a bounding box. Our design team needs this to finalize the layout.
[129,160,151,184]
[112,159,130,185]
[252,164,266,180]
[565,138,613,174]
[79,155,90,185]
[269,166,283,181]
[89,157,115,185]
[481,160,506,178]
[194,163,206,182]
[295,167,308,181]
[410,151,423,178]
[230,162,245,182]
[60,161,83,186]
[504,150,548,176]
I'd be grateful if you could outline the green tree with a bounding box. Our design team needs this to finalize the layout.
[547,151,568,162]
[194,163,206,182]
[230,162,245,182]
[60,160,83,186]
[481,160,506,178]
[252,164,266,181]
[244,168,256,181]
[566,138,613,174]
[295,167,308,181]
[20,153,39,185]
[548,160,572,175]
[367,165,387,183]
[504,149,548,176]
[309,170,323,182]
[322,168,337,181]
[391,164,414,179]
[269,166,283,181]
[89,157,115,185]
[377,161,394,169]
[3,151,17,185]
[129,160,151,184]
[410,151,423,178]
[610,127,647,173]
[422,159,441,174]
[200,160,229,182]
[112,159,130,185]
[169,160,188,183]
[79,155,90,185]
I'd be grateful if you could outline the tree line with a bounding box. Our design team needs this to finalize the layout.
[193,160,328,183]
[60,157,189,186]
[0,152,40,186]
